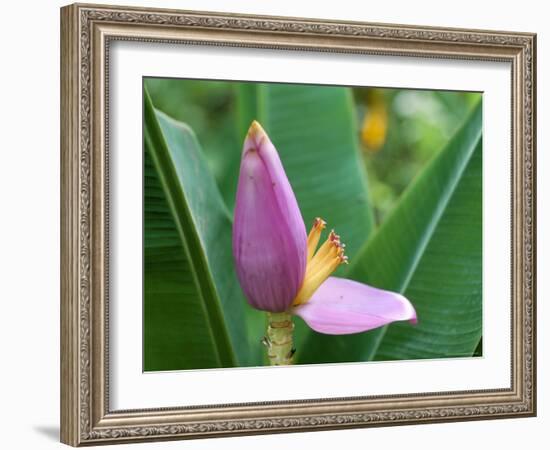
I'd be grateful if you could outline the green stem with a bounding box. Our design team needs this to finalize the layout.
[264,312,294,365]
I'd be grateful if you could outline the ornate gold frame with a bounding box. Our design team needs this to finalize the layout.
[60,3,536,446]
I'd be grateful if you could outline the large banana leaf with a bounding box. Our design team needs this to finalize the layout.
[144,89,254,370]
[298,100,482,364]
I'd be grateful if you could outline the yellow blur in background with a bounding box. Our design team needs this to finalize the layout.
[361,91,388,153]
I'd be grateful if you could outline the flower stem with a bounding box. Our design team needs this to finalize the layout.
[265,312,295,365]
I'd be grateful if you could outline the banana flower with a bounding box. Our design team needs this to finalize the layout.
[233,121,416,364]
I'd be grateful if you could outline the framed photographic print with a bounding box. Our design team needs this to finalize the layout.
[60,3,537,446]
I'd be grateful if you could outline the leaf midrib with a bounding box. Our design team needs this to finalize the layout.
[346,105,482,360]
[144,89,237,367]
[397,133,481,294]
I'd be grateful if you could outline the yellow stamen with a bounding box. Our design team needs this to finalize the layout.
[306,218,326,263]
[305,230,339,276]
[293,220,348,306]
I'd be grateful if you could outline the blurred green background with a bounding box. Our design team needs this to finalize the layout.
[146,78,480,224]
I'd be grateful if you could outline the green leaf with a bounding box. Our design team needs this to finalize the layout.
[298,100,482,364]
[144,88,255,370]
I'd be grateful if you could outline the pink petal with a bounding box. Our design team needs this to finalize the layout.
[233,122,307,312]
[293,277,417,335]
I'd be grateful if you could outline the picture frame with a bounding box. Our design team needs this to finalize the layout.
[60,2,536,446]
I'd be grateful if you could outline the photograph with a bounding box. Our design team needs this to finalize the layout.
[58,3,536,445]
[143,78,483,372]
